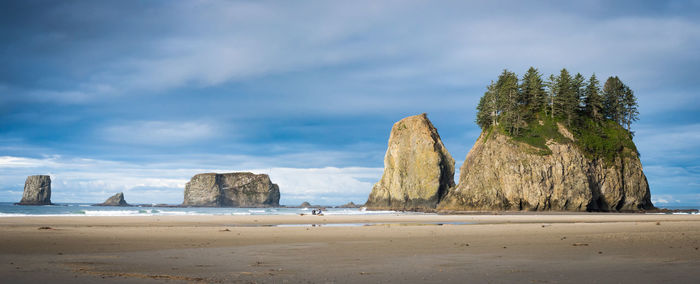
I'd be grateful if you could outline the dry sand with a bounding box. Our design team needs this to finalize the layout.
[1,213,699,283]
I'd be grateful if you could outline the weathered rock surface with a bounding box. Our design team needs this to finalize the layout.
[439,131,653,212]
[182,172,280,207]
[365,114,455,210]
[17,175,52,205]
[94,192,129,206]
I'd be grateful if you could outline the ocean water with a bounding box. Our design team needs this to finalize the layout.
[1,202,696,217]
[0,202,402,217]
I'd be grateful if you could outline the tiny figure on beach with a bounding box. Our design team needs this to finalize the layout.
[317,209,323,215]
[312,209,317,215]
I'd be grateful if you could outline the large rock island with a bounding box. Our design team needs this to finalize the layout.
[438,128,653,211]
[16,175,52,205]
[365,114,455,211]
[437,68,653,212]
[182,172,280,207]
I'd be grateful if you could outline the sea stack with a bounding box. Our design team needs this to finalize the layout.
[94,192,129,206]
[299,201,316,208]
[182,172,280,207]
[365,114,455,211]
[439,129,654,212]
[338,201,361,208]
[17,175,52,205]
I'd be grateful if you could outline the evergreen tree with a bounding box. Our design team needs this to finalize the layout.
[603,76,625,124]
[474,68,640,139]
[495,69,520,135]
[476,95,490,129]
[520,67,546,119]
[583,74,604,122]
[621,86,639,133]
[476,82,497,129]
[545,74,557,119]
[573,73,585,110]
[554,69,578,126]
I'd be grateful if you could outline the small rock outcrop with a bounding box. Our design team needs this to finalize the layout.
[299,201,317,208]
[16,175,52,205]
[94,192,129,206]
[182,172,280,207]
[337,201,361,208]
[439,131,654,212]
[365,114,455,211]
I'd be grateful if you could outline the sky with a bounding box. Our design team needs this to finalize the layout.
[1,0,700,206]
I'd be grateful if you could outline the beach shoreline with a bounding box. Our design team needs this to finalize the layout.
[2,214,699,283]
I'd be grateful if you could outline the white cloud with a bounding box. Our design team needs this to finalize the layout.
[117,3,697,114]
[258,167,382,205]
[0,156,59,168]
[0,155,381,205]
[8,1,700,119]
[651,194,700,207]
[635,123,700,163]
[652,197,670,204]
[101,120,220,145]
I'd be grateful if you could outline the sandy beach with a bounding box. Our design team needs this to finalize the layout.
[1,213,699,283]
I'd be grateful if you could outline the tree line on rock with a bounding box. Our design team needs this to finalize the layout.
[476,67,639,136]
[475,67,640,162]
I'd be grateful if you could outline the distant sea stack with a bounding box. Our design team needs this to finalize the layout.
[94,192,129,206]
[365,114,455,211]
[298,201,320,208]
[337,201,361,208]
[182,172,280,207]
[439,129,653,212]
[16,175,52,205]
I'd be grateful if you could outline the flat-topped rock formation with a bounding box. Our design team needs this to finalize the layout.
[16,175,52,205]
[365,114,455,211]
[439,130,654,212]
[94,192,130,206]
[182,172,280,207]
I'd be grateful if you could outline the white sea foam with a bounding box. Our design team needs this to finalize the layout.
[45,209,208,216]
[82,210,142,216]
[0,213,28,217]
[323,209,398,215]
[0,203,417,217]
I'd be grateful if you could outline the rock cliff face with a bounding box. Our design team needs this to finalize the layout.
[17,175,52,205]
[365,114,455,210]
[439,131,653,212]
[182,172,280,207]
[94,192,129,206]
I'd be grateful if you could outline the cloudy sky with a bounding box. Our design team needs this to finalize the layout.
[1,0,699,206]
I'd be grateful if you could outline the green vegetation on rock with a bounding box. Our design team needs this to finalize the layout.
[475,67,640,164]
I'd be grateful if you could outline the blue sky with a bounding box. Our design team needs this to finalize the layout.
[1,0,699,206]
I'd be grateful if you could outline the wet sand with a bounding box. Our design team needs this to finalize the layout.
[1,213,699,283]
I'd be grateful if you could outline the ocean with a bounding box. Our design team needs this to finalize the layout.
[0,202,401,217]
[1,202,696,217]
